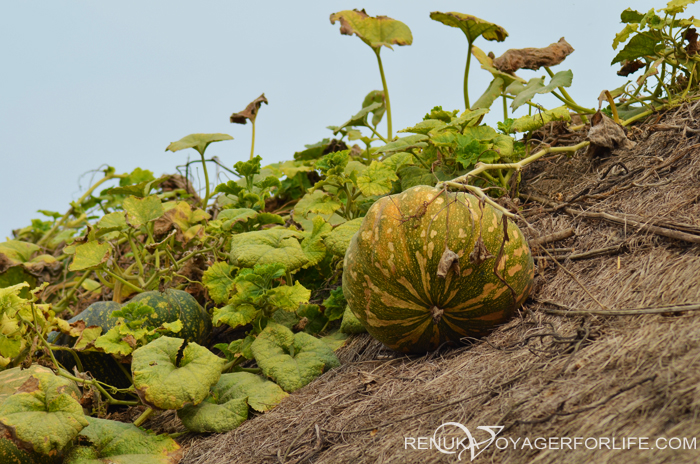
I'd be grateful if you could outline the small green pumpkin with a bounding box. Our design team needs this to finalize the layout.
[52,290,212,388]
[342,185,534,353]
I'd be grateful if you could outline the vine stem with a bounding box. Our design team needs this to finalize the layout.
[437,141,591,217]
[199,151,211,207]
[464,42,474,109]
[133,407,155,427]
[250,119,256,160]
[374,48,392,140]
[38,172,125,247]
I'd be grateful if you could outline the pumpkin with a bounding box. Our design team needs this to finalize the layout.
[51,289,212,388]
[342,185,534,353]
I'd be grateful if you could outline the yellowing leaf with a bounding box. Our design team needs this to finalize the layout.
[123,195,165,228]
[294,190,343,218]
[265,282,311,312]
[229,228,309,272]
[357,161,398,196]
[430,12,508,43]
[330,9,413,50]
[132,336,225,410]
[202,262,238,305]
[69,241,111,271]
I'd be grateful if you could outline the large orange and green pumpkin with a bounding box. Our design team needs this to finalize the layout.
[342,185,534,353]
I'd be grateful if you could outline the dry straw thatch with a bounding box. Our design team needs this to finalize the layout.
[175,103,700,463]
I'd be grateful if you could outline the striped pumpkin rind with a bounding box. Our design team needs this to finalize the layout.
[342,185,534,353]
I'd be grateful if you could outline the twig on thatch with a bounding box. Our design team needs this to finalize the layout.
[540,247,611,311]
[279,421,316,464]
[503,375,656,432]
[529,228,575,246]
[539,299,700,317]
[522,193,700,244]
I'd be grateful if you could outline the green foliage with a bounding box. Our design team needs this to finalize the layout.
[0,371,88,455]
[65,416,181,463]
[131,337,225,410]
[250,322,340,392]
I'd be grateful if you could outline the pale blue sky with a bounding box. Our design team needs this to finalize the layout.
[1,0,672,238]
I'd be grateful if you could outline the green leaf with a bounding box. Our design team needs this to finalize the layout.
[621,8,645,23]
[214,180,245,197]
[294,190,343,218]
[222,372,288,412]
[362,90,386,126]
[293,139,331,161]
[430,12,508,44]
[382,152,414,171]
[202,262,238,305]
[611,31,662,65]
[229,228,309,272]
[101,176,167,198]
[0,241,40,264]
[510,106,571,133]
[397,165,436,190]
[123,195,165,228]
[177,385,248,433]
[131,337,225,410]
[266,282,311,312]
[330,9,413,50]
[333,102,382,135]
[165,133,233,157]
[297,304,327,334]
[663,0,699,14]
[399,119,447,135]
[251,322,341,392]
[424,106,459,122]
[472,77,505,110]
[94,325,141,357]
[322,287,347,321]
[120,167,155,187]
[65,416,181,464]
[73,326,103,351]
[212,303,258,329]
[511,71,573,110]
[218,208,258,230]
[69,241,111,271]
[320,331,351,351]
[324,218,363,257]
[97,212,127,231]
[357,161,398,196]
[377,134,429,154]
[613,23,639,50]
[0,371,88,455]
[301,216,332,267]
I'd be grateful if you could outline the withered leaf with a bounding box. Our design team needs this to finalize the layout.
[330,9,413,50]
[436,248,460,278]
[686,28,699,56]
[230,94,268,125]
[587,111,636,156]
[493,38,574,74]
[469,236,494,266]
[617,59,645,76]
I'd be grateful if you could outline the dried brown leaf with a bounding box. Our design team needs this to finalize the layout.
[469,236,493,266]
[436,247,460,278]
[493,38,574,74]
[617,59,645,77]
[685,28,699,56]
[587,111,636,156]
[230,94,268,125]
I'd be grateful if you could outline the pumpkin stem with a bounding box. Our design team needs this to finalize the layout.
[431,306,444,324]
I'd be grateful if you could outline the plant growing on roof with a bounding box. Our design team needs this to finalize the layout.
[330,9,413,140]
[166,133,233,206]
[430,12,508,110]
[606,0,700,125]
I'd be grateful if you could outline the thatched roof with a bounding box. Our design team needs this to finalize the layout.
[173,104,700,463]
